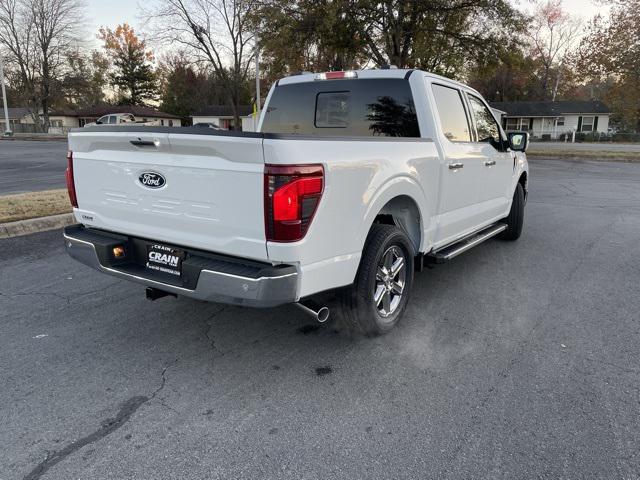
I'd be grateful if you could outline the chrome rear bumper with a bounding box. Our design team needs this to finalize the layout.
[63,225,298,308]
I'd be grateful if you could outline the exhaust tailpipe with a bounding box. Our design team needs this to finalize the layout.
[295,300,330,323]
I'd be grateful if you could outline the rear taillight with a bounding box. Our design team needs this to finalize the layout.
[264,164,324,242]
[65,150,78,208]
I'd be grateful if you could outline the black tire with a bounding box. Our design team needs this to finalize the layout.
[500,182,525,241]
[339,224,414,336]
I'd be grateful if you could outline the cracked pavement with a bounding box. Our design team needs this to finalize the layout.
[1,158,640,479]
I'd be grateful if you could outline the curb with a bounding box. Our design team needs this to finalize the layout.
[0,213,75,239]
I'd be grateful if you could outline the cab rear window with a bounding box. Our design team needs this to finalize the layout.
[262,79,420,137]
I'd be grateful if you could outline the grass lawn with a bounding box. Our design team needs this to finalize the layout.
[0,189,72,223]
[527,149,640,162]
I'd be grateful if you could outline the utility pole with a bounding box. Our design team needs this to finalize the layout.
[0,55,12,136]
[254,34,261,130]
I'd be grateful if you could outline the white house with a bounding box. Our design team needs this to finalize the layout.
[48,105,182,133]
[489,100,612,140]
[191,105,255,131]
[0,107,38,133]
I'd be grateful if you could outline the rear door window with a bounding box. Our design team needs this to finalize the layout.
[431,84,471,142]
[262,79,420,137]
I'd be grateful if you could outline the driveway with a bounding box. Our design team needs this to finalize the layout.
[0,140,68,195]
[1,158,639,479]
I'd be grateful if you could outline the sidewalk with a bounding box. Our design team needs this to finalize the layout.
[1,133,67,141]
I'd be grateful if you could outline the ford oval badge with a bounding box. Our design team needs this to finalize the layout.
[139,172,166,189]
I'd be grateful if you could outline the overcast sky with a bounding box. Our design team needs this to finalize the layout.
[84,0,612,48]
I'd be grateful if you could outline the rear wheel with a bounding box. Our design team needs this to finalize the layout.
[339,224,414,335]
[500,182,525,241]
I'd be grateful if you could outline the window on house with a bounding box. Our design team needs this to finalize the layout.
[557,117,565,126]
[50,120,63,127]
[506,118,519,130]
[581,116,594,132]
[169,120,174,127]
[431,84,471,142]
[506,118,531,131]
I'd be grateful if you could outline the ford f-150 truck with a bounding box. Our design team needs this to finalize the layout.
[63,68,529,335]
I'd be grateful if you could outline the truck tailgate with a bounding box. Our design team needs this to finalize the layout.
[68,129,268,260]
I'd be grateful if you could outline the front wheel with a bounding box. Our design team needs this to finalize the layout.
[339,224,414,335]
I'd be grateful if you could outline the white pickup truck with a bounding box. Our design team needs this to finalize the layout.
[85,113,155,127]
[63,69,528,335]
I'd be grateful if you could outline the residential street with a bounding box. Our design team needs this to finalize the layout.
[1,158,639,479]
[0,140,68,195]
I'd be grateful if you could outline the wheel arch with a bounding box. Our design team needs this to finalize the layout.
[518,170,528,201]
[373,195,423,254]
[360,175,428,255]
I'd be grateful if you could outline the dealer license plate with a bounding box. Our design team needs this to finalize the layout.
[146,244,185,277]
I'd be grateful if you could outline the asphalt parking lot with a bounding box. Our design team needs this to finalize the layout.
[0,140,68,194]
[1,158,639,479]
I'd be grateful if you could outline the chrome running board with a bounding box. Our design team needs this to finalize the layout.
[427,223,507,264]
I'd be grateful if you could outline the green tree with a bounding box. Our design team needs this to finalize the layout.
[469,51,541,102]
[248,0,368,82]
[359,0,526,73]
[253,0,527,79]
[577,0,640,131]
[99,23,158,105]
[158,55,204,120]
[158,53,252,123]
[60,50,109,108]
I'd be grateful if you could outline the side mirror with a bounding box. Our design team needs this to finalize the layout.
[508,131,529,152]
[95,120,102,125]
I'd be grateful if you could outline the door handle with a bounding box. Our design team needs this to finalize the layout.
[484,160,496,167]
[130,139,158,147]
[448,162,464,170]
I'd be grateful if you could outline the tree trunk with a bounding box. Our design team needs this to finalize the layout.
[541,65,550,100]
[551,69,561,102]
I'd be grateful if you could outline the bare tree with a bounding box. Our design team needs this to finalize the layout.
[528,0,581,100]
[145,0,258,128]
[0,0,83,131]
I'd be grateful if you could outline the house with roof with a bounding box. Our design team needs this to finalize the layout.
[191,105,255,131]
[48,105,182,133]
[0,107,38,133]
[489,100,612,140]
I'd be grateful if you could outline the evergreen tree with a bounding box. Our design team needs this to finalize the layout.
[99,24,158,105]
